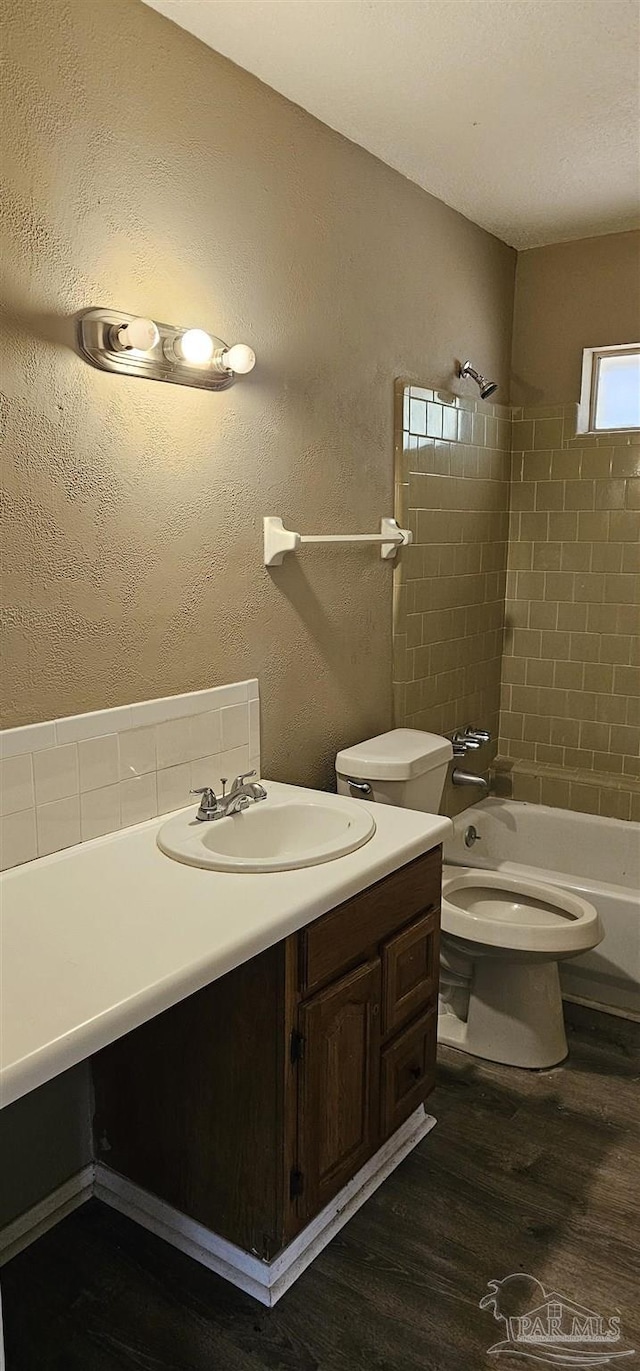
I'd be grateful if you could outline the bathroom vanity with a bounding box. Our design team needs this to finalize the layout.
[92,846,441,1262]
[0,780,449,1304]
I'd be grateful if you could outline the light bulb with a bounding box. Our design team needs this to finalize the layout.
[221,343,256,375]
[176,328,215,366]
[112,317,159,353]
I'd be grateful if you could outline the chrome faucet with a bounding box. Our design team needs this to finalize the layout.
[224,772,268,816]
[191,771,267,822]
[451,725,492,758]
[464,726,491,744]
[190,786,219,821]
[452,731,481,752]
[452,769,489,792]
[448,726,492,793]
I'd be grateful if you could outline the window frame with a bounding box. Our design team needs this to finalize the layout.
[577,343,640,435]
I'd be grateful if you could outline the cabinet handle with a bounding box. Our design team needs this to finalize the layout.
[410,1065,422,1080]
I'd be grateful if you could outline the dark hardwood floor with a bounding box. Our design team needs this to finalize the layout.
[3,1003,639,1370]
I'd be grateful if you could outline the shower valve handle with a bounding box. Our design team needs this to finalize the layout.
[453,731,481,750]
[464,727,492,744]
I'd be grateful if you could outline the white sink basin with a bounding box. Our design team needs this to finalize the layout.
[157,793,376,873]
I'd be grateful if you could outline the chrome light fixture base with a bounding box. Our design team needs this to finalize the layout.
[78,308,237,391]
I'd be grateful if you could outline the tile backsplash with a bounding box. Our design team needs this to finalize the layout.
[0,680,260,870]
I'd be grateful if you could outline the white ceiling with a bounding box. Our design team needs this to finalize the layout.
[143,0,640,249]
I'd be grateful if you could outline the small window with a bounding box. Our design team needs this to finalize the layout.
[578,344,640,433]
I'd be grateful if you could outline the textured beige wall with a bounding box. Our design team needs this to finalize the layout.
[511,231,640,406]
[0,0,515,787]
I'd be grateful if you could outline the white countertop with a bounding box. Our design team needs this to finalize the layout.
[0,781,450,1109]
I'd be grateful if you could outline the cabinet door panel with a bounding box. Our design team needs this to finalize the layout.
[382,910,439,1038]
[380,1005,437,1139]
[297,960,381,1221]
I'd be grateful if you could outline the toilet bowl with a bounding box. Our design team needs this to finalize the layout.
[335,728,604,1070]
[438,865,602,1068]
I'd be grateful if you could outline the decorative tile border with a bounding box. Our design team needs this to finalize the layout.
[0,680,260,870]
[493,757,640,823]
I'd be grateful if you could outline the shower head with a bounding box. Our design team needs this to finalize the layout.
[459,360,499,400]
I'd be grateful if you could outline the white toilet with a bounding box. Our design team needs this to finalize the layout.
[335,729,603,1070]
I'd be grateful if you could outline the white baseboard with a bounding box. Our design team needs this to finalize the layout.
[0,1164,94,1267]
[96,1106,436,1307]
[0,1109,436,1304]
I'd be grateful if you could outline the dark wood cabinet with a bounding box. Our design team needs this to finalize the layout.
[381,1004,437,1137]
[297,959,381,1221]
[92,845,442,1261]
[382,908,439,1037]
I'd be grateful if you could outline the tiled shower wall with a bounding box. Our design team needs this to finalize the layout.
[394,383,640,820]
[393,383,511,816]
[497,406,640,821]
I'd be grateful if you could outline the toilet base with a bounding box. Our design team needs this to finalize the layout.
[438,958,568,1069]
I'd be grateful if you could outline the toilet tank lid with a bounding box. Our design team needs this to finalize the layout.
[336,729,453,781]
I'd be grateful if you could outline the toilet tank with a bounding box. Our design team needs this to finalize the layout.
[335,729,453,813]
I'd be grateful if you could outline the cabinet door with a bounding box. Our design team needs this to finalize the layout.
[380,1004,437,1140]
[297,960,381,1221]
[382,910,439,1038]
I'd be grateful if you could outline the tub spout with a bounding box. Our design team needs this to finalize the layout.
[452,768,489,791]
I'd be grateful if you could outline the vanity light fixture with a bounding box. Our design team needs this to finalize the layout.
[78,308,256,392]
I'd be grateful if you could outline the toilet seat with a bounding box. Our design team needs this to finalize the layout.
[441,865,601,955]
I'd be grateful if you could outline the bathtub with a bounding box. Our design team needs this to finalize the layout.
[445,798,640,1018]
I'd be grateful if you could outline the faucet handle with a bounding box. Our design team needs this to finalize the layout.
[190,786,218,820]
[464,726,491,744]
[452,730,481,750]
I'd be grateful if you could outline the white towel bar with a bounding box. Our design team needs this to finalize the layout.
[263,516,412,567]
